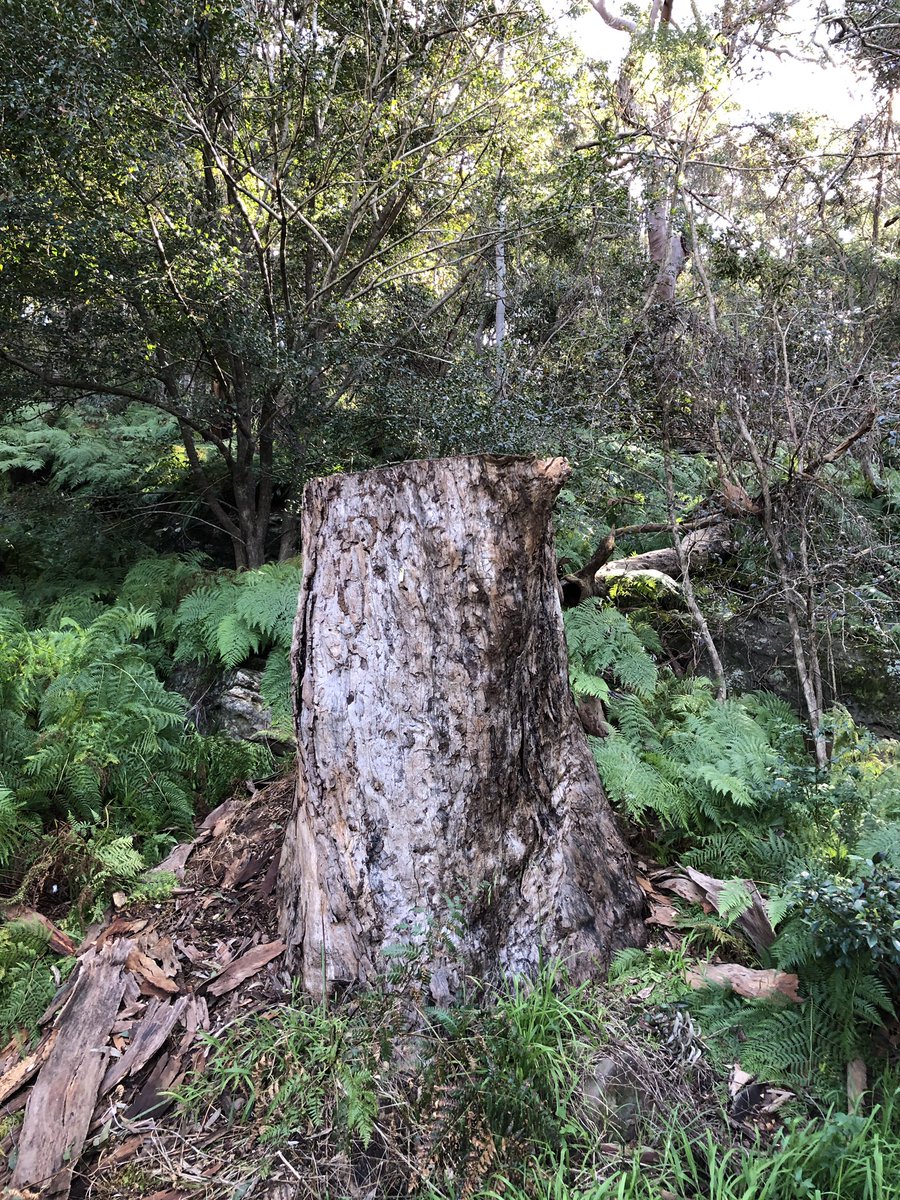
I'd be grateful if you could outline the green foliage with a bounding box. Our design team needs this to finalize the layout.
[565,602,660,702]
[0,582,275,933]
[587,676,790,848]
[782,858,900,972]
[1,595,195,837]
[0,918,75,1044]
[0,404,183,493]
[567,601,900,1091]
[170,950,900,1199]
[169,560,299,732]
[173,988,381,1150]
[0,787,41,867]
[425,961,596,1160]
[16,824,174,921]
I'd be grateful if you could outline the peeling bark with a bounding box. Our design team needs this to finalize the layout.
[277,455,645,998]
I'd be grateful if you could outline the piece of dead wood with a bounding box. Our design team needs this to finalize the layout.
[0,1040,22,1078]
[728,1063,755,1098]
[847,1057,867,1112]
[233,853,269,888]
[38,971,81,1029]
[94,917,150,952]
[204,940,286,997]
[199,797,244,838]
[256,854,279,898]
[0,1030,58,1106]
[645,901,679,928]
[684,867,775,955]
[221,849,253,890]
[650,870,709,908]
[125,949,181,996]
[1,907,77,957]
[151,834,209,879]
[123,1050,183,1121]
[686,963,801,1002]
[12,938,133,1198]
[98,1134,146,1170]
[759,1087,794,1115]
[142,934,179,980]
[100,995,189,1097]
[1,1087,30,1117]
[181,994,210,1037]
[174,939,206,965]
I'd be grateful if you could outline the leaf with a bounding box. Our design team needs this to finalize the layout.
[125,949,180,995]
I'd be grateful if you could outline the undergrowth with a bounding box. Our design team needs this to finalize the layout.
[169,955,900,1199]
[566,600,900,1099]
[0,561,289,1042]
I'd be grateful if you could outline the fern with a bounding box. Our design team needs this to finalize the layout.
[590,733,676,823]
[173,563,300,677]
[564,601,658,700]
[0,918,75,1044]
[260,647,293,735]
[233,563,300,648]
[0,788,40,867]
[690,959,893,1095]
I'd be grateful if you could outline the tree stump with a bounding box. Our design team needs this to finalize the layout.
[277,455,645,997]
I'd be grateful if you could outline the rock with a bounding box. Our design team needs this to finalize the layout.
[580,1055,641,1141]
[167,665,275,742]
[207,669,272,741]
[702,614,900,738]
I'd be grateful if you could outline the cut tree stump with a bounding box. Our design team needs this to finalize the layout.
[278,455,645,997]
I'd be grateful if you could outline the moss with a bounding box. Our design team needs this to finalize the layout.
[92,1164,167,1199]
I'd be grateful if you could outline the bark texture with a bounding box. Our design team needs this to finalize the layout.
[277,455,645,998]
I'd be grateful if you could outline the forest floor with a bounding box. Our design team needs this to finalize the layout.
[1,776,295,1200]
[0,774,833,1200]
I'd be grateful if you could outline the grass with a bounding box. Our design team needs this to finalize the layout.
[167,962,900,1200]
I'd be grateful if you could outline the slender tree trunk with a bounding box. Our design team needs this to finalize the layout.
[278,455,646,999]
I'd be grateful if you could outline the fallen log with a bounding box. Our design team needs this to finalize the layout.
[561,519,735,608]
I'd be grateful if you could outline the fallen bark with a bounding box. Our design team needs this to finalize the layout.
[12,939,133,1197]
[686,963,801,1002]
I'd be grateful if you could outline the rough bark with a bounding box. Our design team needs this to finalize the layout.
[277,455,645,998]
[12,939,132,1197]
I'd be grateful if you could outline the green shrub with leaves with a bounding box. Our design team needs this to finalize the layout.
[566,600,900,1094]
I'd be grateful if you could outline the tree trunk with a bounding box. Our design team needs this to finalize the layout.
[277,455,646,999]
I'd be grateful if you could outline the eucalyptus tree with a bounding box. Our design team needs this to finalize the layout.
[0,0,566,567]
